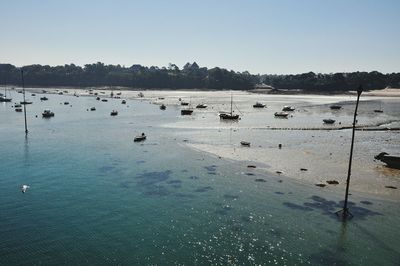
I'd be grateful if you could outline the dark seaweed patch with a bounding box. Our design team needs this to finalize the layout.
[194,186,213,192]
[223,194,239,200]
[283,202,313,211]
[189,175,199,180]
[99,166,115,173]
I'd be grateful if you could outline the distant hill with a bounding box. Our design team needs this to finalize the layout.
[0,62,399,92]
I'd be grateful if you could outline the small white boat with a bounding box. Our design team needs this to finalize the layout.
[134,133,146,142]
[282,106,295,111]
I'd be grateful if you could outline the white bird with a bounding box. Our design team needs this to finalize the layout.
[21,185,30,193]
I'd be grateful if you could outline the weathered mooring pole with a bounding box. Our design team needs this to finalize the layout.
[336,85,363,220]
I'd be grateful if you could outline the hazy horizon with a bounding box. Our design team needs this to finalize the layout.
[1,0,399,75]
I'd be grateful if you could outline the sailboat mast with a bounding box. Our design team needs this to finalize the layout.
[21,70,28,134]
[230,92,233,115]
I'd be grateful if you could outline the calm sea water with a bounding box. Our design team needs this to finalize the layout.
[1,91,399,265]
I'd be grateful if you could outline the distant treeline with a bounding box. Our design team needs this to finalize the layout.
[0,62,399,92]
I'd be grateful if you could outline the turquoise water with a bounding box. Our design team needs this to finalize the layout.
[1,92,400,265]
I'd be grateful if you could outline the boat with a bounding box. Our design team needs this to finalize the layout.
[96,97,100,100]
[64,102,69,105]
[15,107,22,112]
[14,104,22,108]
[20,101,32,105]
[253,102,265,108]
[110,110,118,116]
[219,93,240,120]
[181,109,193,115]
[138,92,144,97]
[42,109,55,118]
[374,152,400,169]
[116,92,122,96]
[31,93,36,96]
[101,99,108,102]
[0,87,12,102]
[90,107,96,111]
[240,141,251,146]
[181,102,189,106]
[330,105,342,110]
[274,112,289,118]
[374,109,383,113]
[282,106,295,111]
[40,96,48,101]
[196,103,207,108]
[160,104,166,110]
[134,133,147,142]
[58,92,63,95]
[121,100,126,104]
[323,119,336,124]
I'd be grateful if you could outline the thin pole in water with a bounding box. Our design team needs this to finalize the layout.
[21,70,28,135]
[336,85,363,220]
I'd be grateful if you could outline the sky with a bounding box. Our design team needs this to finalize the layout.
[0,0,399,74]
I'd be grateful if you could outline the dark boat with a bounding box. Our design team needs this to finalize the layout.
[181,109,193,115]
[196,103,207,108]
[138,92,144,97]
[96,97,100,100]
[40,96,48,101]
[220,93,240,120]
[20,101,32,105]
[374,109,383,113]
[110,110,118,116]
[160,104,166,110]
[64,102,69,105]
[330,105,342,110]
[121,100,126,104]
[240,141,251,146]
[323,119,336,124]
[31,93,36,96]
[42,110,55,118]
[181,102,189,106]
[15,107,22,112]
[90,107,96,111]
[253,102,265,108]
[102,99,108,102]
[0,87,12,102]
[274,112,289,118]
[282,106,295,111]
[134,133,146,142]
[375,152,400,169]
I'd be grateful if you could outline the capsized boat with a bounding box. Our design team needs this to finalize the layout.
[374,152,400,169]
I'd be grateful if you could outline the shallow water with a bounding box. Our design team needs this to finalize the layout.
[1,90,400,265]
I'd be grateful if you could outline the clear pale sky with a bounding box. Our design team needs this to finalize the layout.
[0,0,399,74]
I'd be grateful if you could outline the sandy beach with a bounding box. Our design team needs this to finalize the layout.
[21,87,400,199]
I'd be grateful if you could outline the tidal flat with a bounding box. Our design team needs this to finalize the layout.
[0,88,399,265]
